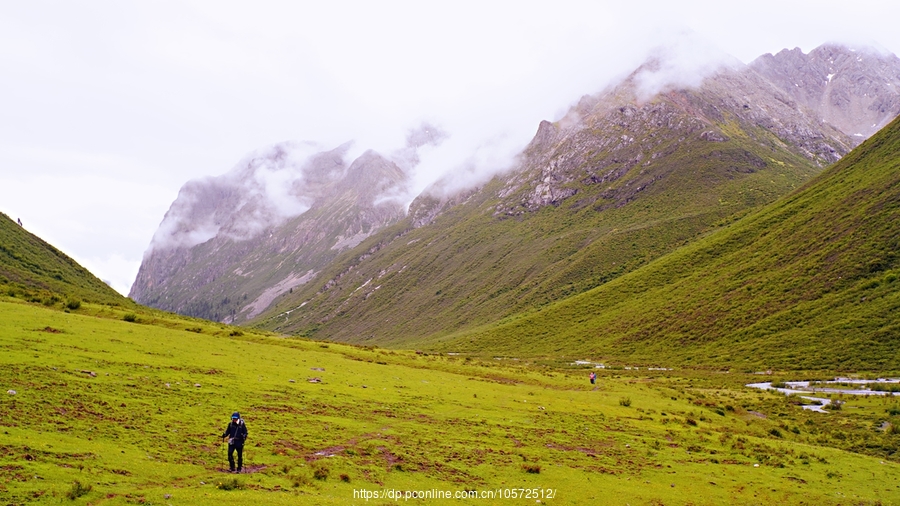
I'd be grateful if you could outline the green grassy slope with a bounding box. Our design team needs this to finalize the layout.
[0,212,127,307]
[3,298,900,504]
[439,116,900,371]
[255,95,826,346]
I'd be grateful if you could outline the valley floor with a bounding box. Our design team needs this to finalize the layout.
[1,298,899,505]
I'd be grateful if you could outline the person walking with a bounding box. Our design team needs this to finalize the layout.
[589,371,596,385]
[221,411,249,473]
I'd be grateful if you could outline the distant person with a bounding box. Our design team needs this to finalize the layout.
[17,218,22,226]
[221,411,249,473]
[589,371,596,385]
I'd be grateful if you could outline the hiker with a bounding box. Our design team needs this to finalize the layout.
[221,411,249,473]
[589,371,596,385]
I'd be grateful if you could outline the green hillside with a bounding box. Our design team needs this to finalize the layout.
[438,116,900,370]
[3,297,900,504]
[0,212,128,307]
[255,85,831,345]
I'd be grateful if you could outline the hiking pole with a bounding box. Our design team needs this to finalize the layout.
[218,434,226,471]
[223,436,230,471]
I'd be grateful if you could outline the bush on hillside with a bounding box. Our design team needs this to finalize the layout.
[312,461,330,480]
[522,463,541,474]
[216,478,243,490]
[66,480,92,499]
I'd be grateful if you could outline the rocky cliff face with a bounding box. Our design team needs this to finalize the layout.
[130,142,409,322]
[407,45,900,228]
[490,45,900,218]
[249,44,900,345]
[750,45,900,139]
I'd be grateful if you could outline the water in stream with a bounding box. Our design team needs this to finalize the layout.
[747,378,900,413]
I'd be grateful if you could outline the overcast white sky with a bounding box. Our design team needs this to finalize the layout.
[1,0,898,296]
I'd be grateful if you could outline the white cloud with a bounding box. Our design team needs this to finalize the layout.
[634,31,742,100]
[79,253,142,297]
[1,0,898,294]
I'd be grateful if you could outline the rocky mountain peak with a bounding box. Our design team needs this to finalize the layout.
[491,44,900,218]
[526,120,560,153]
[750,44,900,138]
[340,150,408,203]
[143,142,351,256]
[130,143,409,322]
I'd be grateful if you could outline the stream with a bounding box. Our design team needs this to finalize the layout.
[747,378,900,413]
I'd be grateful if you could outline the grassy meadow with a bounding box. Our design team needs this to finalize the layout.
[3,297,900,505]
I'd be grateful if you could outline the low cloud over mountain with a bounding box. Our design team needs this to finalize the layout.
[133,44,900,330]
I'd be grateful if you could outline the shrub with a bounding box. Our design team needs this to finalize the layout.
[863,279,881,290]
[216,478,243,490]
[826,399,844,411]
[291,471,313,488]
[123,313,137,323]
[769,428,783,438]
[312,462,330,480]
[340,473,350,482]
[523,464,541,474]
[619,397,632,407]
[66,480,92,500]
[66,298,81,310]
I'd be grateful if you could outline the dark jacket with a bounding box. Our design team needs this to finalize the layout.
[222,419,249,447]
